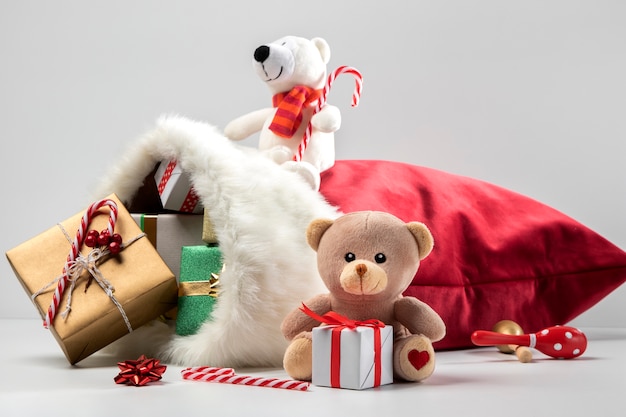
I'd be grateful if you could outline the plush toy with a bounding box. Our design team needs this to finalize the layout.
[281,211,446,382]
[224,35,360,190]
[94,115,339,368]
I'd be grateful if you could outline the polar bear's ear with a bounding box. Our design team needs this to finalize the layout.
[311,37,331,64]
[306,218,334,251]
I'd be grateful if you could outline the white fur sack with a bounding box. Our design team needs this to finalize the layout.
[93,115,339,367]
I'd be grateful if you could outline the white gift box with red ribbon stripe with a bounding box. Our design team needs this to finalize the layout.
[154,160,203,214]
[312,324,393,390]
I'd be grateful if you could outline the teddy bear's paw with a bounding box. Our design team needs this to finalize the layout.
[283,338,313,381]
[264,145,294,165]
[394,334,436,382]
[281,161,321,190]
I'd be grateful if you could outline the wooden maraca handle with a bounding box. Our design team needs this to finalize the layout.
[513,345,533,363]
[490,319,532,363]
[471,325,587,359]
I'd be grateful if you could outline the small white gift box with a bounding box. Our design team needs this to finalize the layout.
[154,160,203,214]
[312,324,393,390]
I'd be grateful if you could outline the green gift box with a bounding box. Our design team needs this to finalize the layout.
[176,245,222,336]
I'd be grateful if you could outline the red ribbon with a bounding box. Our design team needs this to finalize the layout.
[300,303,385,388]
[114,355,167,386]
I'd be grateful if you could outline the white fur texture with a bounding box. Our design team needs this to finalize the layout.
[94,115,339,367]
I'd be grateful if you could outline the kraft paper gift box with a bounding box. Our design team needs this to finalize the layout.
[312,324,393,390]
[131,213,205,280]
[155,160,203,214]
[5,194,177,365]
[176,245,222,336]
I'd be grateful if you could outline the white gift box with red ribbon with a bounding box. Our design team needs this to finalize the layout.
[312,324,393,390]
[154,160,203,214]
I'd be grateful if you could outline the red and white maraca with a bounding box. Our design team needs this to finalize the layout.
[471,325,587,359]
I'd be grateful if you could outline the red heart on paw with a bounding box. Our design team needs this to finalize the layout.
[408,349,430,370]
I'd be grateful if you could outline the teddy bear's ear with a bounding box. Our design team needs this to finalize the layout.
[311,37,331,65]
[407,222,434,260]
[306,218,334,251]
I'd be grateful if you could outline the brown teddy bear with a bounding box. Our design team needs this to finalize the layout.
[281,211,446,382]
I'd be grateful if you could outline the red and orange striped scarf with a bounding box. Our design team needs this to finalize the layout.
[269,86,321,138]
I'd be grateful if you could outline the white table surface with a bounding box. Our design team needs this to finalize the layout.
[1,318,624,417]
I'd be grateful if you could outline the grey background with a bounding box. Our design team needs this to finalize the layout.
[1,1,624,325]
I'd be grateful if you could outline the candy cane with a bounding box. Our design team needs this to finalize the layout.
[294,65,363,162]
[181,367,309,391]
[181,367,236,380]
[44,198,118,328]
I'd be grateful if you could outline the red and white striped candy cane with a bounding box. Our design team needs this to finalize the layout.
[181,367,310,391]
[44,198,118,328]
[191,373,310,391]
[294,65,363,162]
[180,367,236,380]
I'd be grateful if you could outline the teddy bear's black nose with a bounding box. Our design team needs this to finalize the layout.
[254,45,270,63]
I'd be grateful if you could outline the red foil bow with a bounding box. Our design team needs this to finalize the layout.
[300,303,386,388]
[114,355,167,386]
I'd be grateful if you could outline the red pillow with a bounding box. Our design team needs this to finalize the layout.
[319,160,626,350]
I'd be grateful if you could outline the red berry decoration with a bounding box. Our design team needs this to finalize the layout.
[111,233,123,244]
[108,241,121,255]
[84,228,122,254]
[97,230,111,246]
[84,234,98,248]
[84,230,99,247]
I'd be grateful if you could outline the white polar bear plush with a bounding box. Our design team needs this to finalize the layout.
[224,35,341,191]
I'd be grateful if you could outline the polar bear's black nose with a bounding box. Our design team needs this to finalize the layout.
[254,45,270,63]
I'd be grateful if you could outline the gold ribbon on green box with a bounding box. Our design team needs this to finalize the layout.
[202,208,218,244]
[176,245,223,336]
[178,273,220,297]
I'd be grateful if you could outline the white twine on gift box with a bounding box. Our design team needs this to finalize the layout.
[31,223,146,334]
[40,198,119,328]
